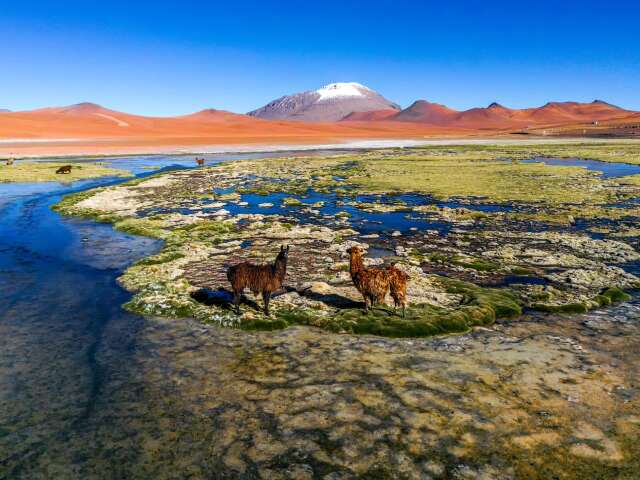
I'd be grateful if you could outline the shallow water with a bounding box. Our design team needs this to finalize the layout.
[522,156,640,178]
[1,154,639,477]
[18,149,356,175]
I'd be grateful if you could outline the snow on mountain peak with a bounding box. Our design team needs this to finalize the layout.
[316,82,370,101]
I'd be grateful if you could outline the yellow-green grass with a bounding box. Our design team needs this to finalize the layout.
[347,156,608,203]
[402,142,640,164]
[0,162,132,183]
[617,174,640,186]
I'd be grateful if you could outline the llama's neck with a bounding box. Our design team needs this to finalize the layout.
[274,257,287,282]
[349,253,364,277]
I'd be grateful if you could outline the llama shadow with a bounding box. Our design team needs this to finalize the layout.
[191,287,285,313]
[299,289,361,309]
[191,286,393,315]
[301,290,403,317]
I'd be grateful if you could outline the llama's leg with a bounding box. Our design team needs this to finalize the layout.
[262,291,271,316]
[233,289,242,314]
[362,294,369,314]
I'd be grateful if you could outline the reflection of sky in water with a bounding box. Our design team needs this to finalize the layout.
[15,149,354,176]
[0,178,112,208]
[522,157,640,178]
[62,217,162,271]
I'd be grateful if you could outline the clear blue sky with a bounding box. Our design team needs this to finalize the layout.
[2,1,639,115]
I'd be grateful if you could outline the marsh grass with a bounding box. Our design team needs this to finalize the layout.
[0,162,131,183]
[49,145,639,337]
[348,157,606,203]
[534,287,632,314]
[246,277,524,338]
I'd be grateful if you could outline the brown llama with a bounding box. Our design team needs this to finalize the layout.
[196,157,205,166]
[55,165,72,174]
[346,246,408,317]
[387,266,408,318]
[227,245,290,316]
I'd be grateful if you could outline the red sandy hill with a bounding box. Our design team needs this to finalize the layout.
[0,102,458,142]
[0,97,636,146]
[351,99,633,130]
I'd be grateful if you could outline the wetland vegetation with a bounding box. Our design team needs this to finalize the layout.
[53,143,640,337]
[0,161,131,183]
[2,144,640,479]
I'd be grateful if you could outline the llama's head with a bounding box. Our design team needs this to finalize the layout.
[346,246,363,257]
[277,245,290,261]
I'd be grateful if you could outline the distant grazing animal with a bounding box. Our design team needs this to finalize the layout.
[56,165,72,174]
[5,158,14,166]
[227,245,290,316]
[346,246,409,317]
[196,157,205,166]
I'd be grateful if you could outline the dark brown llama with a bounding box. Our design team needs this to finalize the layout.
[55,165,72,174]
[196,157,205,166]
[227,245,290,316]
[346,246,408,317]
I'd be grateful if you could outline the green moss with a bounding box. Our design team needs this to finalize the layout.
[440,277,522,318]
[240,317,290,331]
[601,287,632,303]
[533,302,589,314]
[452,256,500,272]
[175,219,235,240]
[241,277,522,338]
[134,250,184,266]
[237,186,271,195]
[535,287,631,314]
[428,252,450,264]
[282,197,303,206]
[332,304,474,337]
[594,295,612,307]
[510,266,535,275]
[113,218,168,239]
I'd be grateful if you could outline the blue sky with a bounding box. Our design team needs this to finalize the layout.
[1,1,639,115]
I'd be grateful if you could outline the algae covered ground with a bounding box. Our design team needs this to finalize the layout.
[53,144,640,337]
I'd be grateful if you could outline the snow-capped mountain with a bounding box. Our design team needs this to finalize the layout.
[248,82,400,122]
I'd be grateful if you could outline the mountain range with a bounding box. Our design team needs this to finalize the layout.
[248,83,634,127]
[1,83,638,144]
[370,99,633,129]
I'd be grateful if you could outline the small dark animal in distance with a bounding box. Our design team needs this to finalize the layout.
[196,158,205,166]
[56,165,72,174]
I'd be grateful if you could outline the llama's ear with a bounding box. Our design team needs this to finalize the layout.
[280,245,285,252]
[286,245,290,253]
